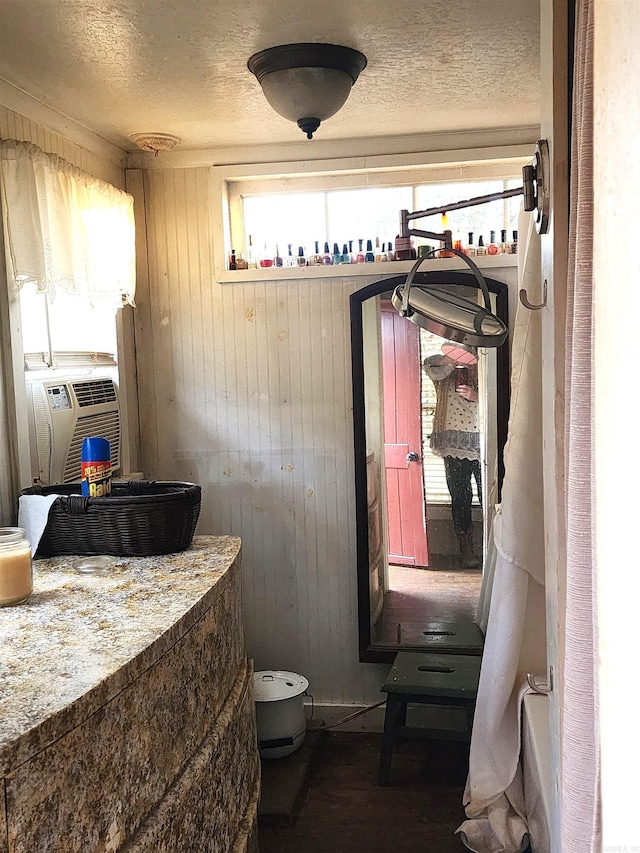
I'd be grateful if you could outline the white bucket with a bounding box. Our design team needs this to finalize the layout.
[253,670,309,760]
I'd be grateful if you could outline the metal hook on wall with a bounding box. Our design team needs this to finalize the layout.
[519,279,548,310]
[527,666,554,695]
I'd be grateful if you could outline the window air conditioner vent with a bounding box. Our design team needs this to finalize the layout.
[27,375,121,485]
[72,379,117,407]
[63,410,121,483]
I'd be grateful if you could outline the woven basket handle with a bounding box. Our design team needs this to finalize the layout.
[22,485,44,496]
[66,494,90,515]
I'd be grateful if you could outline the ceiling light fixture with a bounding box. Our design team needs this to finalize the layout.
[247,43,367,139]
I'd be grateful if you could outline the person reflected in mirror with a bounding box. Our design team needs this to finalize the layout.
[423,343,481,569]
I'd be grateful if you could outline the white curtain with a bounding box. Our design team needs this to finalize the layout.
[0,139,135,308]
[456,212,546,853]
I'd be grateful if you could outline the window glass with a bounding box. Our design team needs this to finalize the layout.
[19,286,118,357]
[414,180,505,249]
[507,178,523,238]
[325,186,413,252]
[239,174,523,262]
[19,286,50,354]
[243,192,326,260]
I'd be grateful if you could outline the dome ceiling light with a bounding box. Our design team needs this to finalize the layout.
[247,43,367,139]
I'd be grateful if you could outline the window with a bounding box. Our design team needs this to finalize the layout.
[238,177,522,266]
[20,287,118,361]
[243,192,326,261]
[218,148,528,278]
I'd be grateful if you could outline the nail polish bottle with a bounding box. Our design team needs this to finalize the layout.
[374,237,382,262]
[476,236,487,256]
[453,226,463,253]
[365,239,375,262]
[356,239,365,263]
[229,249,237,270]
[332,242,342,265]
[236,252,248,270]
[466,232,476,256]
[313,240,323,265]
[322,241,333,265]
[487,231,499,255]
[349,240,356,263]
[259,244,273,268]
[511,230,518,254]
[247,235,257,269]
[274,244,283,267]
[285,244,296,267]
[297,246,307,267]
[342,243,351,264]
[499,229,509,254]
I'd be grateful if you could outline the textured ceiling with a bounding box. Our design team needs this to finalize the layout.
[0,0,540,152]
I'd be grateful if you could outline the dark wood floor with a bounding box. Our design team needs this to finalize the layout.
[258,732,470,853]
[373,563,482,646]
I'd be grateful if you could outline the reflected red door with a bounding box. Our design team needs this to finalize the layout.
[381,301,429,567]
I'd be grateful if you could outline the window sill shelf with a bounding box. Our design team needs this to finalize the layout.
[217,253,518,283]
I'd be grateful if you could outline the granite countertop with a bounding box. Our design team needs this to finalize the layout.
[0,535,241,776]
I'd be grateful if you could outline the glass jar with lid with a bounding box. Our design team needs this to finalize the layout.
[0,527,33,606]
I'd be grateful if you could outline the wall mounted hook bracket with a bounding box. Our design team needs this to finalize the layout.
[522,140,550,235]
[519,278,548,310]
[399,138,551,242]
[527,666,554,695]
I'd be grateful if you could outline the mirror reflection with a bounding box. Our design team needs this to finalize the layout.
[351,272,509,661]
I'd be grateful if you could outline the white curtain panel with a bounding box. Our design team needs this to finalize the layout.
[0,139,135,308]
[562,0,601,849]
[457,213,546,853]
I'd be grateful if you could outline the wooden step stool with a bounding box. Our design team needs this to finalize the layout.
[378,651,481,786]
[397,617,484,656]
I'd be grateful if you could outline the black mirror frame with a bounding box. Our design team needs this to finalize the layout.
[350,271,510,663]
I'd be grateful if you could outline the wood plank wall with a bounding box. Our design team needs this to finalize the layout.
[0,105,125,188]
[138,167,389,704]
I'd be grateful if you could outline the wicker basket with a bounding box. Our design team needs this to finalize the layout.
[21,481,201,557]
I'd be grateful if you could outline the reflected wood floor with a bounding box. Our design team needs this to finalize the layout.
[373,562,482,647]
[258,732,470,853]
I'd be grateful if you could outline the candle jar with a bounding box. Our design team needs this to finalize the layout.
[0,527,33,607]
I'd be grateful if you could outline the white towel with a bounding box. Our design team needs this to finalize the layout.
[18,494,60,556]
[456,211,547,852]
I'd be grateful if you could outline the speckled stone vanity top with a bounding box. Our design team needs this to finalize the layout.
[0,535,241,777]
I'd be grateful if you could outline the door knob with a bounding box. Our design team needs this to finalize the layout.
[406,451,420,463]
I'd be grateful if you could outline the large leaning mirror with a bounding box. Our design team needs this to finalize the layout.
[351,271,510,663]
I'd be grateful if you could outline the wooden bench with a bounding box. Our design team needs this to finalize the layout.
[378,651,481,786]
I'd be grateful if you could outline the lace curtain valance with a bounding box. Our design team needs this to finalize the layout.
[0,139,135,308]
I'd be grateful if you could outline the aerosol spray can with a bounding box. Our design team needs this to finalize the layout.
[81,437,112,497]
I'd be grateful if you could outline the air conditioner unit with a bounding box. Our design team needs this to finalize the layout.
[26,376,121,485]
